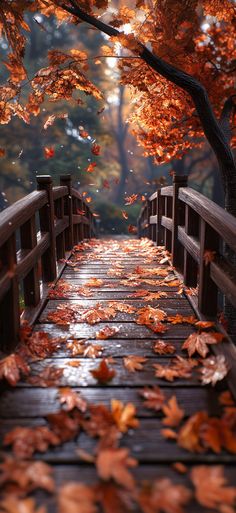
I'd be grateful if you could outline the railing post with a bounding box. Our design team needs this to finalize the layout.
[60,174,73,250]
[171,175,188,269]
[0,235,20,351]
[20,216,40,306]
[54,197,66,260]
[147,199,152,240]
[37,175,57,282]
[157,189,164,245]
[183,206,198,286]
[199,219,219,317]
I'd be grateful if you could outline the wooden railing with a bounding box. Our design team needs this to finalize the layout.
[0,174,96,351]
[138,175,236,322]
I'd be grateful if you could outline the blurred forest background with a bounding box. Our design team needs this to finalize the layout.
[0,7,224,234]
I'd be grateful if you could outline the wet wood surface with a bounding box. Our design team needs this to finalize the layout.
[0,237,235,511]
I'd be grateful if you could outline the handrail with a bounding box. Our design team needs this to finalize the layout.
[137,175,236,332]
[0,174,96,352]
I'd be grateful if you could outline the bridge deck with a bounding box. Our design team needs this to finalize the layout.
[0,237,236,511]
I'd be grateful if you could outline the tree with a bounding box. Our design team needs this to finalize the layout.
[0,1,235,212]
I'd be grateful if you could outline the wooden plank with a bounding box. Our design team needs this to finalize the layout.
[1,418,235,464]
[17,357,201,387]
[0,386,222,418]
[34,321,195,340]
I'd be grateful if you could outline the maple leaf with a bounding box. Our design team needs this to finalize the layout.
[125,194,138,205]
[219,390,235,406]
[96,448,137,490]
[46,410,81,443]
[3,426,60,458]
[139,386,166,411]
[153,340,176,355]
[59,388,87,412]
[203,250,216,265]
[27,366,64,387]
[138,478,192,513]
[111,399,139,433]
[167,314,197,324]
[90,359,116,383]
[0,354,30,386]
[162,396,185,427]
[86,162,97,173]
[136,306,167,325]
[66,340,86,356]
[0,497,46,513]
[85,278,104,287]
[96,326,120,339]
[123,355,147,372]
[199,355,229,385]
[83,344,104,358]
[58,482,97,513]
[108,301,136,313]
[0,457,55,494]
[23,331,64,359]
[128,224,138,234]
[91,142,101,155]
[182,331,225,358]
[153,356,197,382]
[44,146,55,159]
[191,466,236,512]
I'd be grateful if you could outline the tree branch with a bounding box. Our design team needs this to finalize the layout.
[60,1,236,183]
[219,95,236,144]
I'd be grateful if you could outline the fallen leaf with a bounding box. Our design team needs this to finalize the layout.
[59,388,87,412]
[96,448,137,490]
[90,359,116,384]
[138,477,192,513]
[182,331,225,358]
[0,497,46,513]
[0,354,30,386]
[123,355,147,372]
[199,355,229,385]
[139,386,166,411]
[162,396,185,427]
[111,399,139,432]
[191,465,236,511]
[0,457,55,494]
[58,482,97,513]
[3,426,60,458]
[96,326,120,339]
[153,340,176,355]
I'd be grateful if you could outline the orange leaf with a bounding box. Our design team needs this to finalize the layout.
[90,359,116,383]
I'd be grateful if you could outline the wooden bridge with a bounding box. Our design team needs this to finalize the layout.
[0,174,236,511]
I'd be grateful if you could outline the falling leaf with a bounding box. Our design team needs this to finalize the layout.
[0,148,6,157]
[123,355,147,372]
[59,388,87,412]
[125,194,138,205]
[0,354,30,386]
[199,355,229,385]
[86,162,97,173]
[191,466,236,511]
[162,396,185,427]
[111,399,139,432]
[153,340,176,355]
[44,146,55,159]
[79,129,89,138]
[182,331,225,358]
[96,326,120,339]
[122,210,128,220]
[139,386,166,411]
[90,359,116,384]
[96,448,137,490]
[203,250,216,265]
[91,143,101,155]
